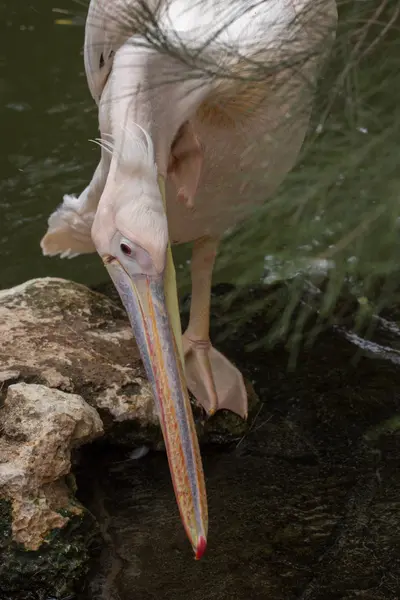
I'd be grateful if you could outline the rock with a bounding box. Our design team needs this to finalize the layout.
[0,277,258,599]
[0,382,103,550]
[0,383,103,598]
[0,278,256,441]
[0,497,99,600]
[0,278,157,428]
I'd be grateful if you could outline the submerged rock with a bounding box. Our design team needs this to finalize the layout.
[0,277,256,599]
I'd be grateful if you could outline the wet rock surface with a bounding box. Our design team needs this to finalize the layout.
[0,278,255,599]
[74,282,400,600]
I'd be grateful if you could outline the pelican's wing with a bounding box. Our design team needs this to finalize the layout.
[41,78,113,259]
[158,0,337,68]
[189,0,338,127]
[165,0,337,129]
[40,151,111,258]
[40,190,97,258]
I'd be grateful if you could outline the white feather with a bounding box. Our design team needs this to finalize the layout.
[40,191,97,257]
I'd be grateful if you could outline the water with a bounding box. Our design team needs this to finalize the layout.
[73,284,400,600]
[0,1,191,291]
[0,1,104,288]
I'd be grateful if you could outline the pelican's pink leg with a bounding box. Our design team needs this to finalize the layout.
[183,236,248,419]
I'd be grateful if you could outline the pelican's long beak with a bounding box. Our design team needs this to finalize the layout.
[103,180,208,560]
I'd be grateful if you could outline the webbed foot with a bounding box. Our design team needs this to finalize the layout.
[183,334,248,419]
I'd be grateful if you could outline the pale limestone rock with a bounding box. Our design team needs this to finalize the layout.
[0,370,20,383]
[0,277,158,425]
[0,277,253,553]
[96,382,157,423]
[0,277,160,549]
[0,383,103,550]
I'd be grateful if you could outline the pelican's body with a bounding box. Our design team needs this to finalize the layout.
[41,0,337,558]
[166,99,309,244]
[82,0,337,243]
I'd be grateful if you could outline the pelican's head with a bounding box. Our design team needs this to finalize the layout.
[91,124,208,559]
[92,134,168,278]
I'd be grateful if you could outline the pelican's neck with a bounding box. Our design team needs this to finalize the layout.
[108,37,211,178]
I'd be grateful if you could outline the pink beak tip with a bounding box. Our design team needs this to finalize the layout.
[195,536,207,560]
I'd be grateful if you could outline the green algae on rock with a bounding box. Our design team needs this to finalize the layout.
[0,498,100,600]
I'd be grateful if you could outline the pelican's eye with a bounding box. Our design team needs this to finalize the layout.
[120,242,132,256]
[114,235,158,276]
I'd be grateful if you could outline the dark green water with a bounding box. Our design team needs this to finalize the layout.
[0,1,190,290]
[0,1,101,288]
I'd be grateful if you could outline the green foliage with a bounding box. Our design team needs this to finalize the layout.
[212,0,400,347]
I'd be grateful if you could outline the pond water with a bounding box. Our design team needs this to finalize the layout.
[73,284,400,600]
[1,1,98,288]
[0,1,192,291]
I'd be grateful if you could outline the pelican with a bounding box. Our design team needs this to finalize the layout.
[41,0,337,558]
